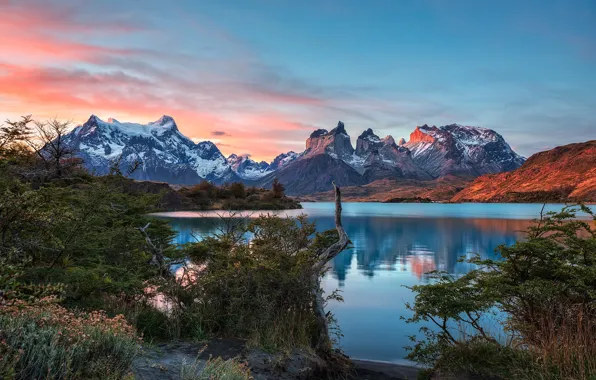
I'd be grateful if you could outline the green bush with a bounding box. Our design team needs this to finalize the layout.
[134,306,172,341]
[169,214,342,351]
[406,205,596,380]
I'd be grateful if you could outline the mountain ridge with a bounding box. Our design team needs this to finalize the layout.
[63,115,526,195]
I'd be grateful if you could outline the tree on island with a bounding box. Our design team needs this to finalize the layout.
[272,177,285,198]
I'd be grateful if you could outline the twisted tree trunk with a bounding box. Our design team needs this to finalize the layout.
[312,182,349,354]
[137,222,171,278]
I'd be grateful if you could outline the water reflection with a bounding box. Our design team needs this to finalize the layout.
[322,217,531,285]
[154,204,541,364]
[164,214,531,285]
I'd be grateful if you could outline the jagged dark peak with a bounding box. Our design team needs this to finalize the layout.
[358,128,378,139]
[310,129,328,138]
[330,121,348,135]
[398,137,406,145]
[382,135,395,146]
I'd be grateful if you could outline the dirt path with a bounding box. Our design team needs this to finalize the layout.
[132,339,420,380]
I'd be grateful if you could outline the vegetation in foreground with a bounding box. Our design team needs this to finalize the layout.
[180,357,251,380]
[0,115,349,379]
[0,302,139,379]
[406,205,596,380]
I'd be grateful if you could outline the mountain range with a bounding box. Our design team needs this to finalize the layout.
[63,115,525,195]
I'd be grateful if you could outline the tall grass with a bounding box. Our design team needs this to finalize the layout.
[180,357,251,380]
[526,305,596,380]
[0,303,140,379]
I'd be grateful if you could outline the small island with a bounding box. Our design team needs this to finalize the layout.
[103,175,302,212]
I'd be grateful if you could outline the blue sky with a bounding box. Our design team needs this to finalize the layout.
[1,0,594,159]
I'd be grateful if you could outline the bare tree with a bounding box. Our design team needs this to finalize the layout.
[312,182,350,354]
[137,222,172,278]
[24,119,77,178]
[109,154,142,178]
[1,115,33,157]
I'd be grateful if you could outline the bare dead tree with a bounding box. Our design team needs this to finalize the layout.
[1,115,32,156]
[311,182,350,354]
[24,119,77,178]
[109,154,142,178]
[137,222,172,278]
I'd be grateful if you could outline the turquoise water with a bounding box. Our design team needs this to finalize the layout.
[153,203,591,365]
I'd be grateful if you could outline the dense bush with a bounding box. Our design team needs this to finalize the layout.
[163,214,343,351]
[0,303,140,379]
[406,205,596,380]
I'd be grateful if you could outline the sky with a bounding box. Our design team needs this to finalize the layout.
[0,0,595,161]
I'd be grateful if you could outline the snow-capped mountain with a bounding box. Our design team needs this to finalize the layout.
[66,115,524,194]
[268,151,299,171]
[227,154,272,180]
[403,124,525,178]
[64,115,300,185]
[256,121,525,194]
[64,115,236,184]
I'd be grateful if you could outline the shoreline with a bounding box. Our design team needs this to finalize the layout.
[352,359,421,379]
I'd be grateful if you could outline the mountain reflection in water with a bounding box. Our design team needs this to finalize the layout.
[154,203,546,364]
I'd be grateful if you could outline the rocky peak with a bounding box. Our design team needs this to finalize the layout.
[309,129,328,139]
[398,137,406,146]
[358,128,381,141]
[382,135,396,146]
[154,115,176,127]
[330,121,348,135]
[356,128,383,157]
[195,141,223,160]
[305,121,354,160]
[409,125,438,144]
[404,123,525,178]
[226,153,271,180]
[269,151,299,171]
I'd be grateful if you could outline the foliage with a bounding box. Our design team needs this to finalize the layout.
[405,205,596,379]
[0,303,140,379]
[272,177,285,198]
[166,214,343,351]
[180,356,251,380]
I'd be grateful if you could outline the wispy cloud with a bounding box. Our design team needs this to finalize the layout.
[0,0,594,160]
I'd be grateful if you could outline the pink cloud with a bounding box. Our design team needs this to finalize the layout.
[0,1,336,160]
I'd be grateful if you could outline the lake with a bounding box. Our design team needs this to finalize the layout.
[152,203,591,365]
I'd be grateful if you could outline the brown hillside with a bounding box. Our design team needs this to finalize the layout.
[452,140,596,203]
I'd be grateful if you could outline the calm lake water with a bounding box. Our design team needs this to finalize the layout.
[152,203,592,365]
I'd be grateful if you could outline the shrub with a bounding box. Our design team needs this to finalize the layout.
[134,306,172,341]
[170,214,344,351]
[0,303,140,379]
[406,205,596,380]
[180,357,251,380]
